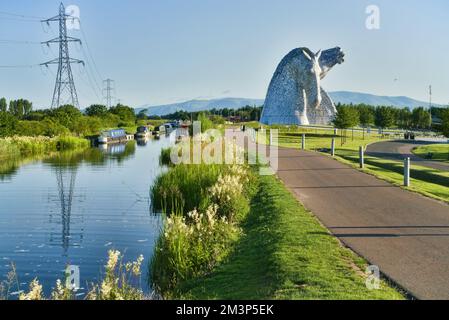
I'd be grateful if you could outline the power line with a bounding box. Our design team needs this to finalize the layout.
[79,22,104,82]
[0,10,45,20]
[0,39,41,45]
[0,64,40,68]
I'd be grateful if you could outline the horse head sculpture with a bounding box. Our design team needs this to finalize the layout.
[261,46,345,126]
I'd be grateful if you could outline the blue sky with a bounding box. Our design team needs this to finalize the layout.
[1,0,449,108]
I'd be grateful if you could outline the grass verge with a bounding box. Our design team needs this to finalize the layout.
[412,144,449,163]
[176,173,404,300]
[274,131,449,204]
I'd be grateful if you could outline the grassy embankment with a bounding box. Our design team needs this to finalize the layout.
[0,136,90,175]
[413,144,449,163]
[267,128,449,204]
[150,143,404,300]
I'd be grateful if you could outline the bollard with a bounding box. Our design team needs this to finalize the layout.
[404,157,410,187]
[331,138,336,157]
[359,146,365,169]
[301,134,306,150]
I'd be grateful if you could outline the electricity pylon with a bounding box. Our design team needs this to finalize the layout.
[41,3,84,108]
[103,79,115,108]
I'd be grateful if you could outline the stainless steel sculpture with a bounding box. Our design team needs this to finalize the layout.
[261,47,345,126]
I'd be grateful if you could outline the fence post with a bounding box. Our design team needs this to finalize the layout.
[404,157,411,187]
[359,146,365,169]
[331,138,335,157]
[301,134,306,150]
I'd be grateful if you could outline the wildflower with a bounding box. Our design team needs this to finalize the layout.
[106,250,121,272]
[20,279,43,300]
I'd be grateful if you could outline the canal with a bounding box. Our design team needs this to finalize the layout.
[0,133,175,297]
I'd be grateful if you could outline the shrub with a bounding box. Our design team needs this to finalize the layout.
[159,147,172,166]
[150,205,240,296]
[86,250,145,300]
[151,163,223,214]
[55,136,90,151]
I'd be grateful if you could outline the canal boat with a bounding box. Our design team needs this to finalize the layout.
[98,129,132,145]
[135,126,151,140]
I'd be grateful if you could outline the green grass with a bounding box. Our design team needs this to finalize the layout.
[335,150,449,204]
[178,174,404,300]
[413,144,449,163]
[272,130,449,204]
[0,136,90,177]
[151,163,225,214]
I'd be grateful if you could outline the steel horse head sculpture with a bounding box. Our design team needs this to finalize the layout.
[261,47,345,126]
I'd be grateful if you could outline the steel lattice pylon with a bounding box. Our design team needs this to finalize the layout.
[41,3,84,108]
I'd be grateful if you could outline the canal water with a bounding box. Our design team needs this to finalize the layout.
[0,134,174,298]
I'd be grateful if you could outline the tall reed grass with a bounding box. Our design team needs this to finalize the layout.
[0,136,89,160]
[150,144,258,296]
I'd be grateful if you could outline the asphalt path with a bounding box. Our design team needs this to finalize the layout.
[276,147,449,300]
[366,140,449,172]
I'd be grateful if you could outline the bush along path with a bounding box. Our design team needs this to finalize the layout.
[149,148,404,300]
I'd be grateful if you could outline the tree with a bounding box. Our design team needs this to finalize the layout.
[0,98,7,113]
[85,104,109,117]
[109,104,136,124]
[49,105,83,131]
[412,107,432,129]
[333,105,359,129]
[8,99,32,119]
[397,107,412,129]
[137,110,148,120]
[333,105,359,145]
[375,106,395,132]
[0,111,18,137]
[356,105,375,140]
[441,108,449,138]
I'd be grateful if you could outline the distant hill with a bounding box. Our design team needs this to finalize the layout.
[137,98,264,116]
[329,91,441,109]
[137,92,441,116]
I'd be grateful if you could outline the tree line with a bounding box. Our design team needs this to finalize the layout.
[332,103,436,132]
[142,105,263,123]
[0,97,137,138]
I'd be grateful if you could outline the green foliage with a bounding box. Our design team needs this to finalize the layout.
[333,105,359,129]
[159,147,173,166]
[155,105,263,123]
[358,104,375,127]
[48,105,83,130]
[197,113,214,133]
[375,106,395,129]
[150,207,240,296]
[0,112,18,137]
[150,159,256,297]
[0,98,7,113]
[179,174,404,300]
[55,136,90,151]
[109,104,136,124]
[85,104,109,117]
[151,164,223,214]
[8,99,32,119]
[442,109,449,138]
[412,107,432,130]
[397,107,412,129]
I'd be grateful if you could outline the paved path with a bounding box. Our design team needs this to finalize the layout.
[366,140,449,172]
[276,147,449,300]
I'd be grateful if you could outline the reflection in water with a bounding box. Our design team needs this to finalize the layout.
[0,136,170,297]
[49,166,82,256]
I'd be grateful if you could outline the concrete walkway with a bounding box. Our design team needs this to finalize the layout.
[276,147,449,300]
[366,140,449,172]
